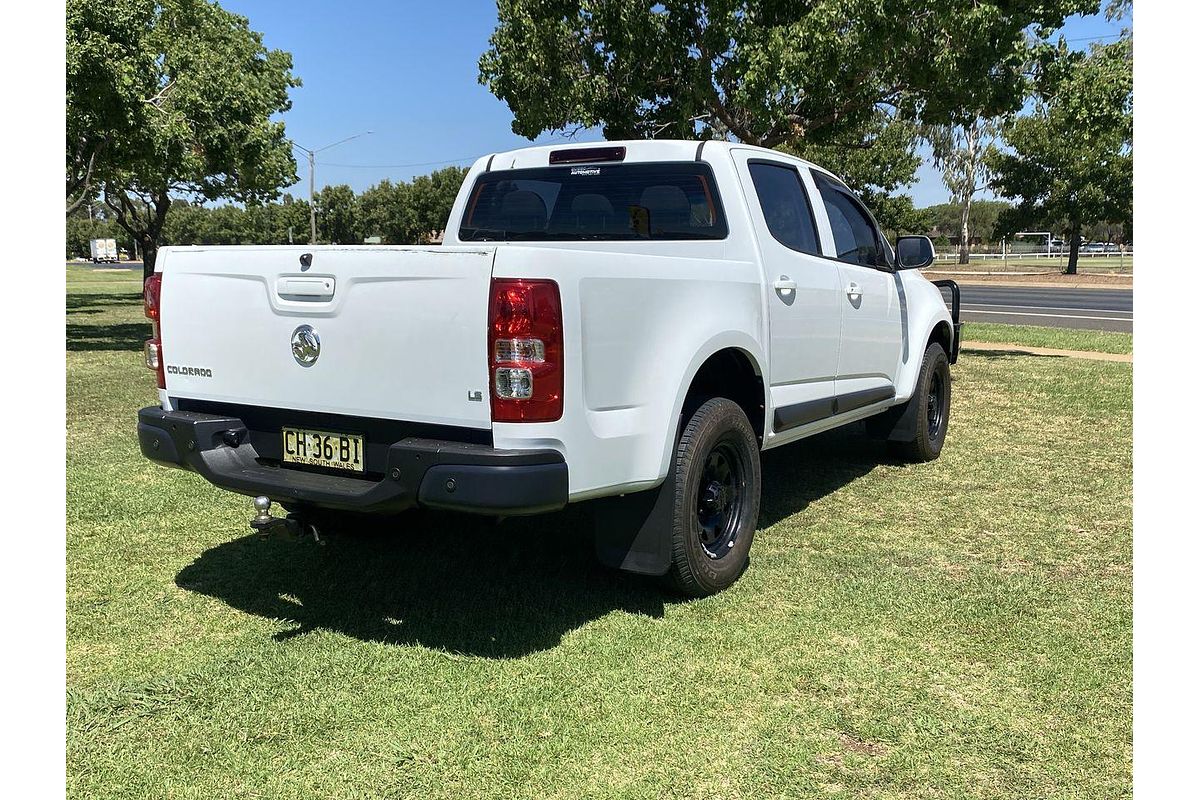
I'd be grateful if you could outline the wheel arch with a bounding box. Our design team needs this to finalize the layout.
[894,274,956,402]
[656,334,767,483]
[928,319,953,361]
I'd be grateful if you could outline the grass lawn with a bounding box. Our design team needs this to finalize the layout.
[962,322,1133,355]
[66,265,1131,799]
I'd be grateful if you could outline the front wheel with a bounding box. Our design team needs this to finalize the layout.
[889,341,951,462]
[666,398,762,596]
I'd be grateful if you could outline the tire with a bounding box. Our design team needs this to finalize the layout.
[665,398,762,597]
[890,341,951,462]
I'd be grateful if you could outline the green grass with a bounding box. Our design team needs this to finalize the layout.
[962,322,1133,355]
[66,264,1131,799]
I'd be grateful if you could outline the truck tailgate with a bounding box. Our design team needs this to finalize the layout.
[158,245,496,428]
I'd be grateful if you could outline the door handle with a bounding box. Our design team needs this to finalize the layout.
[774,276,797,292]
[845,281,862,299]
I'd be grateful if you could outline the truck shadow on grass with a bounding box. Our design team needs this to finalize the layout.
[174,427,880,658]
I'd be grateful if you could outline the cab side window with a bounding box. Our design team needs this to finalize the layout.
[748,161,820,255]
[814,173,885,267]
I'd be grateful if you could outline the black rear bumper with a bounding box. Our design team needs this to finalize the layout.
[137,406,568,515]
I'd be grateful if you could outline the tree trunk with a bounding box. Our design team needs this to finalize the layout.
[104,187,171,285]
[1065,225,1081,275]
[141,235,158,282]
[958,195,972,265]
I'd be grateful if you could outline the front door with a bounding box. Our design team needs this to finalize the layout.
[732,152,842,439]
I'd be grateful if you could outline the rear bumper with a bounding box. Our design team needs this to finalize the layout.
[137,406,568,515]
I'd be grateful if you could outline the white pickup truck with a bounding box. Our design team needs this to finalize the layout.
[138,140,960,595]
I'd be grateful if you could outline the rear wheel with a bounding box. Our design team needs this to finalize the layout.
[890,342,951,462]
[666,398,761,596]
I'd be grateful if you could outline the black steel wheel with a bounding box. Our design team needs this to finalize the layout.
[890,341,951,463]
[696,441,748,560]
[666,398,761,596]
[926,368,945,441]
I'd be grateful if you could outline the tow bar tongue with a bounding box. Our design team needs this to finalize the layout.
[248,496,324,544]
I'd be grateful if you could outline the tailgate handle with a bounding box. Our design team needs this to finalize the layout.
[277,276,335,300]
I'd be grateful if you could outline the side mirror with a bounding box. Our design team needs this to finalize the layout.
[896,235,935,270]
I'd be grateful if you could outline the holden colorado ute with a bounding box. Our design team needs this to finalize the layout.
[137,140,960,596]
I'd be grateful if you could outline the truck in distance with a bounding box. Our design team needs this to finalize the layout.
[89,238,119,264]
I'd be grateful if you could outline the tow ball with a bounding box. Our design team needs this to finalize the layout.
[250,496,324,544]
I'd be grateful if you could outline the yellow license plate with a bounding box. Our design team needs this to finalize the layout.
[282,428,365,472]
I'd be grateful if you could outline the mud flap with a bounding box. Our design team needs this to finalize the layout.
[864,391,920,442]
[592,479,675,576]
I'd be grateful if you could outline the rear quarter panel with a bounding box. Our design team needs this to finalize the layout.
[490,245,766,500]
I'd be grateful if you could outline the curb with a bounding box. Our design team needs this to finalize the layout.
[961,341,1132,363]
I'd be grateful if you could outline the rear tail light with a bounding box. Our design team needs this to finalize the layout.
[144,273,165,389]
[488,279,563,422]
[144,272,162,320]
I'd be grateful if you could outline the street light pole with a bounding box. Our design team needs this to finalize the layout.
[306,149,316,243]
[290,130,373,245]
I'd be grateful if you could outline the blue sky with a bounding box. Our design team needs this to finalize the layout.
[223,1,1127,208]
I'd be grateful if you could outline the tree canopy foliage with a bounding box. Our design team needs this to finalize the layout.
[65,167,471,259]
[66,0,157,213]
[784,110,924,236]
[480,0,1098,148]
[360,168,471,245]
[66,0,300,278]
[922,200,1011,245]
[988,35,1132,273]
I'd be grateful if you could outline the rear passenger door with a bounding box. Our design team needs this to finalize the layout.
[733,152,842,438]
[810,172,903,405]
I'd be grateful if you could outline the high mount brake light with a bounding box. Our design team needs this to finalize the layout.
[487,279,563,422]
[548,146,626,165]
[143,273,165,389]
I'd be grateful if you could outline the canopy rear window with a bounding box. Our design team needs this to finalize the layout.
[459,162,728,241]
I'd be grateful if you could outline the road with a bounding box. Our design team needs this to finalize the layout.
[953,284,1132,332]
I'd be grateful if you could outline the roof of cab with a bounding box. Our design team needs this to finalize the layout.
[479,139,826,174]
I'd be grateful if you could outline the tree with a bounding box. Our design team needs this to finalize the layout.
[479,1,1097,147]
[988,35,1132,274]
[922,200,1011,245]
[871,195,932,242]
[66,211,124,259]
[361,180,416,244]
[926,117,1000,263]
[406,167,469,242]
[314,185,362,245]
[67,0,300,279]
[360,167,468,244]
[276,195,314,245]
[66,0,157,214]
[787,110,923,238]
